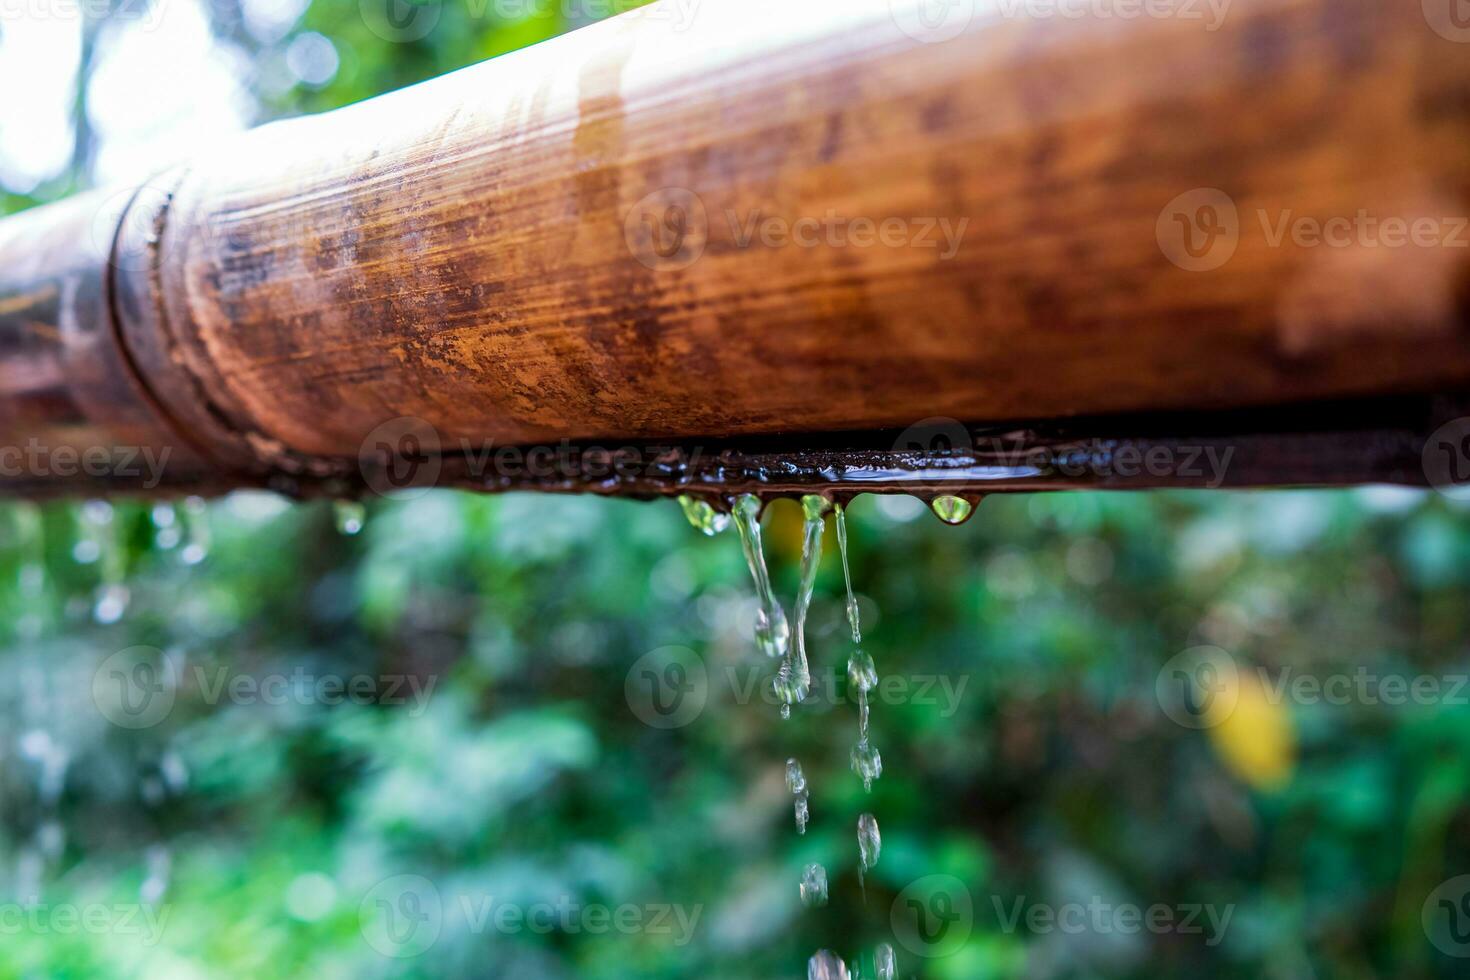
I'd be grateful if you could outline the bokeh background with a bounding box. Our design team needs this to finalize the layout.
[4,2,1470,978]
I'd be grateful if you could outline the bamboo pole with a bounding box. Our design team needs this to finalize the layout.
[0,0,1468,497]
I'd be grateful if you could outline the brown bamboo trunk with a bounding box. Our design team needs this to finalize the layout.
[1,0,1468,498]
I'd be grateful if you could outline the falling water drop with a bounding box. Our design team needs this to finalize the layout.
[787,757,810,834]
[333,500,366,536]
[800,862,829,908]
[179,496,210,565]
[874,943,896,980]
[774,495,829,717]
[80,501,130,623]
[851,740,883,793]
[930,494,975,525]
[731,495,790,661]
[808,950,850,980]
[834,502,861,644]
[151,502,181,550]
[677,494,730,536]
[847,649,882,791]
[857,812,881,884]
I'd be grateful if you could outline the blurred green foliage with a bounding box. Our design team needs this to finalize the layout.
[4,2,1470,977]
[0,488,1469,978]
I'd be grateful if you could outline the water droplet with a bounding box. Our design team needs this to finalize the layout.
[851,740,883,792]
[333,499,365,535]
[787,758,810,834]
[731,495,790,660]
[785,758,807,795]
[677,494,730,536]
[874,943,896,980]
[857,813,881,872]
[93,583,130,624]
[808,950,849,980]
[180,496,210,565]
[846,650,877,694]
[834,502,861,644]
[776,495,830,716]
[800,862,829,907]
[930,494,975,525]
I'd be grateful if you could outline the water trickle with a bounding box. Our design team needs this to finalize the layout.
[851,739,883,793]
[14,503,47,640]
[179,496,210,565]
[731,495,790,661]
[874,943,896,980]
[774,495,829,718]
[808,950,850,980]
[80,501,130,623]
[847,649,882,792]
[787,757,810,834]
[678,494,730,536]
[151,502,181,550]
[333,499,366,536]
[800,862,829,908]
[857,812,881,887]
[930,494,976,525]
[834,503,861,644]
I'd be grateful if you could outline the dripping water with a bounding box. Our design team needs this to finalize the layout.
[874,942,896,980]
[677,494,730,536]
[930,494,979,526]
[786,757,809,835]
[834,503,861,644]
[79,501,129,624]
[179,496,210,565]
[808,950,849,980]
[810,950,851,980]
[799,862,829,908]
[731,495,790,662]
[857,812,880,896]
[847,648,882,791]
[333,499,366,536]
[774,495,828,719]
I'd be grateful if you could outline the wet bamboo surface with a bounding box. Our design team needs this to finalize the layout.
[0,0,1468,497]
